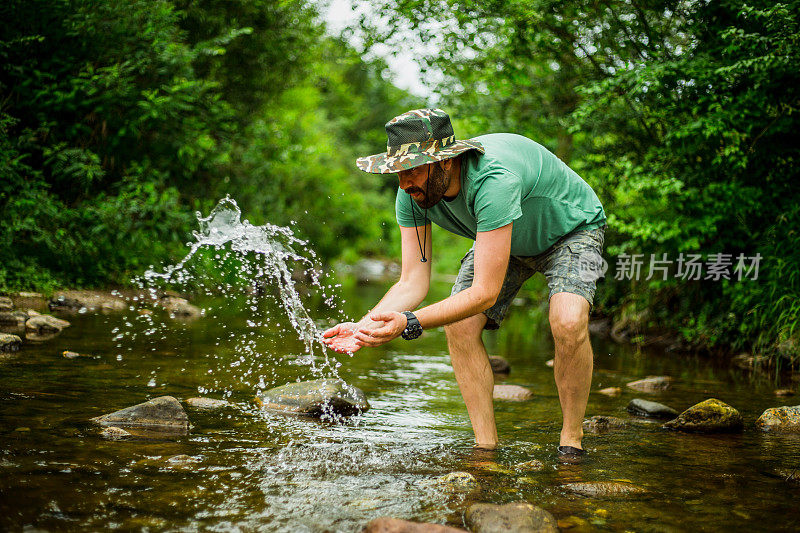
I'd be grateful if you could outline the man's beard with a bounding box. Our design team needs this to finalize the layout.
[408,163,449,209]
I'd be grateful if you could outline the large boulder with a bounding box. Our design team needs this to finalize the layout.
[627,399,679,419]
[493,384,533,401]
[256,378,369,417]
[626,376,673,393]
[363,517,465,532]
[0,333,22,353]
[465,502,558,533]
[49,290,127,313]
[563,482,648,498]
[583,415,627,434]
[755,405,800,433]
[663,398,743,432]
[91,396,189,433]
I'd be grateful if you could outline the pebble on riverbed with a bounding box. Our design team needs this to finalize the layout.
[583,415,628,434]
[433,472,480,494]
[663,398,743,432]
[466,502,558,533]
[563,481,648,498]
[755,405,800,433]
[100,426,132,440]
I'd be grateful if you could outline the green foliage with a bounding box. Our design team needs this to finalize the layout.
[0,0,413,291]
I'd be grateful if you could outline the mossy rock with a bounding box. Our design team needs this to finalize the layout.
[755,405,800,433]
[663,398,743,432]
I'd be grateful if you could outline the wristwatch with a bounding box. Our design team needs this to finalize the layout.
[401,311,423,340]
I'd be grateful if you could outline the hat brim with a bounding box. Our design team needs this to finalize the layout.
[356,139,485,174]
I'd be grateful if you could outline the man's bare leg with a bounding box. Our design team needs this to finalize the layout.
[549,292,593,450]
[444,313,498,449]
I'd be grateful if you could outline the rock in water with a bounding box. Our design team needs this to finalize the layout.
[755,405,800,433]
[563,482,648,498]
[663,398,743,432]
[466,502,558,533]
[159,295,201,319]
[583,415,627,434]
[256,378,368,417]
[91,396,189,433]
[434,472,480,493]
[49,291,127,313]
[25,314,71,341]
[626,376,672,392]
[0,296,13,311]
[100,427,132,440]
[627,399,679,419]
[597,387,621,396]
[493,384,533,401]
[185,397,232,409]
[363,517,466,532]
[0,333,22,352]
[488,355,510,374]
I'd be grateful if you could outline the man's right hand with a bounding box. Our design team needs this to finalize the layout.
[322,322,362,354]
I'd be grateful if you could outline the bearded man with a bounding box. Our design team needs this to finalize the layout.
[323,109,606,462]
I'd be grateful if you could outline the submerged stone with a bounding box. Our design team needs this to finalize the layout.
[627,398,679,419]
[363,517,466,532]
[626,376,672,393]
[255,378,368,417]
[597,387,621,397]
[755,405,800,433]
[0,333,22,352]
[100,426,132,440]
[185,397,233,409]
[434,471,479,493]
[564,481,647,498]
[488,355,510,374]
[774,389,795,397]
[583,415,628,434]
[493,384,533,401]
[663,398,743,432]
[91,396,189,433]
[466,501,558,533]
[513,459,544,472]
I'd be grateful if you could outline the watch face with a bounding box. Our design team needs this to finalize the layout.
[402,322,423,340]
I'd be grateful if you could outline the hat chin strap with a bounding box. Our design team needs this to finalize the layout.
[410,164,430,263]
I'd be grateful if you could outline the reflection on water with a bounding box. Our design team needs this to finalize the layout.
[1,281,799,531]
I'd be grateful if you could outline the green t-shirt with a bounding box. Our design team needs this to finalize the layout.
[395,133,606,256]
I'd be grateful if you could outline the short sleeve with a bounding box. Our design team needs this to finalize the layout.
[473,171,523,232]
[395,188,424,227]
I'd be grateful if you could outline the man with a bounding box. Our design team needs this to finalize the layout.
[322,109,606,461]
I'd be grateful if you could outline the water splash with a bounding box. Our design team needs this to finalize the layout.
[125,196,348,396]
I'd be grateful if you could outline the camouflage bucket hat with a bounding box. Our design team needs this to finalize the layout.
[356,108,485,174]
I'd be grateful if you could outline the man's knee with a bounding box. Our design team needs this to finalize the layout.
[444,314,486,350]
[549,295,589,350]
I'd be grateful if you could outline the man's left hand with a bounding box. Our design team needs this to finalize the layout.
[354,312,408,347]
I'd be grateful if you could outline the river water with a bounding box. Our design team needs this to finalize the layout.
[1,279,799,532]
